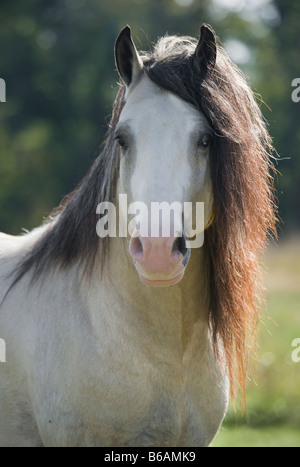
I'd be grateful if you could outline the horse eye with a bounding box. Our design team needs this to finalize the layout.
[115,135,127,150]
[198,134,212,149]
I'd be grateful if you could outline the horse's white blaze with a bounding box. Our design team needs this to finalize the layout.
[118,76,213,284]
[119,76,210,208]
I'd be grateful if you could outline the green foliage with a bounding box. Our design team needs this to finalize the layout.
[0,0,299,233]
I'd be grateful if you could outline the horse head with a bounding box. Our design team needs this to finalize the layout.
[114,26,216,286]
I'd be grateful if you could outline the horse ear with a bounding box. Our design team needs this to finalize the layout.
[115,26,144,88]
[193,24,217,73]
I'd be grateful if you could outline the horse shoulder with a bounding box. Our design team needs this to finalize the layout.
[0,227,53,446]
[0,224,51,319]
[0,225,48,263]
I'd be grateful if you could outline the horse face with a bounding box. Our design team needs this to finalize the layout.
[115,28,214,286]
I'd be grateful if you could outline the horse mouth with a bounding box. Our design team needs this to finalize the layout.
[136,268,185,287]
[138,271,185,287]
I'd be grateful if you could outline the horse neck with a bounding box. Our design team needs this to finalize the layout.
[99,236,210,356]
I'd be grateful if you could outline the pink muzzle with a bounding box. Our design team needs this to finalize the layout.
[129,233,190,286]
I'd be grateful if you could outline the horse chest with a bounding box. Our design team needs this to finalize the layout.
[84,369,207,446]
[68,344,226,447]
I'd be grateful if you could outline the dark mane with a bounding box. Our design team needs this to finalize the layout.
[12,31,277,399]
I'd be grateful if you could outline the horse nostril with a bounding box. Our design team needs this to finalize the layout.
[172,236,187,257]
[172,235,191,267]
[129,235,144,259]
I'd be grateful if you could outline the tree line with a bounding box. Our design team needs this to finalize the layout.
[0,0,299,234]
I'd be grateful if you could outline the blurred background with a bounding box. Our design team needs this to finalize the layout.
[0,0,299,447]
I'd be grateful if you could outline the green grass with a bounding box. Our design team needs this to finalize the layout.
[213,426,300,447]
[211,236,300,447]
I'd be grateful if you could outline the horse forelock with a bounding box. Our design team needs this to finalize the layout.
[12,34,277,400]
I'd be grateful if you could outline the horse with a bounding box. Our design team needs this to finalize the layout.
[0,24,276,447]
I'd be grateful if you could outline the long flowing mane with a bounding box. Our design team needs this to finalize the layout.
[11,31,277,399]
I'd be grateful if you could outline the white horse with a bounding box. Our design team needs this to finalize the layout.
[0,25,276,447]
